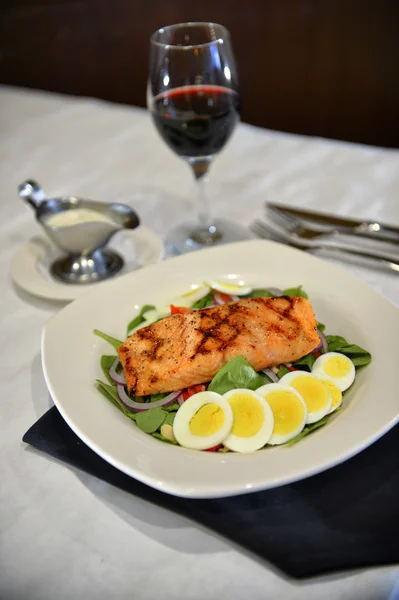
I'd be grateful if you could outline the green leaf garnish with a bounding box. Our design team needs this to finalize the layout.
[95,379,136,420]
[163,412,176,426]
[282,285,309,298]
[163,401,180,412]
[126,304,156,335]
[191,292,215,309]
[152,432,178,445]
[208,356,267,395]
[135,407,168,433]
[245,289,275,298]
[93,329,123,351]
[285,416,330,447]
[100,355,117,384]
[325,335,372,367]
[292,352,316,371]
[277,365,290,378]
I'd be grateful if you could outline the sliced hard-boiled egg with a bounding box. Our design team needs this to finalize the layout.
[172,391,233,450]
[312,352,355,392]
[157,285,211,313]
[279,372,332,424]
[222,389,274,452]
[205,279,252,296]
[143,308,166,322]
[312,373,343,414]
[256,383,307,445]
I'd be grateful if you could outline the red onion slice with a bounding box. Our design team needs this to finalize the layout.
[312,339,323,353]
[117,386,182,412]
[316,327,329,353]
[230,295,240,302]
[261,368,280,383]
[267,287,284,296]
[109,357,126,385]
[213,293,225,305]
[177,395,184,407]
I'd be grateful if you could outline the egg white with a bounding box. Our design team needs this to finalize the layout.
[206,279,252,296]
[222,389,274,453]
[279,371,332,424]
[256,383,307,445]
[312,352,356,391]
[157,285,211,314]
[172,391,233,450]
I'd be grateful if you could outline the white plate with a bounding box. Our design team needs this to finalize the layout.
[41,240,399,498]
[11,226,163,302]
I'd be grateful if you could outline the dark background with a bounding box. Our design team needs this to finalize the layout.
[1,0,399,148]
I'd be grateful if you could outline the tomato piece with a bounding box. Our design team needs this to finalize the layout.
[313,350,321,359]
[181,384,207,401]
[288,365,298,372]
[205,444,222,452]
[170,304,192,315]
[219,292,232,303]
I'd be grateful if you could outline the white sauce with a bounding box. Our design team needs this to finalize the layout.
[44,208,117,228]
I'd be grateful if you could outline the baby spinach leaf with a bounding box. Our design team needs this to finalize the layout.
[325,335,372,367]
[292,352,316,371]
[164,412,176,426]
[261,372,275,384]
[95,379,137,421]
[149,392,169,402]
[135,407,167,433]
[325,335,348,350]
[282,285,308,298]
[152,432,178,445]
[317,322,326,332]
[191,292,215,309]
[277,365,290,378]
[101,355,117,384]
[208,356,267,395]
[93,329,123,351]
[245,289,275,298]
[164,401,181,412]
[285,416,330,447]
[126,304,156,335]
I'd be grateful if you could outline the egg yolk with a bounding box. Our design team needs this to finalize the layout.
[324,356,351,378]
[215,281,241,291]
[228,393,264,437]
[289,375,330,412]
[265,390,305,435]
[318,378,342,409]
[189,403,225,436]
[182,288,202,298]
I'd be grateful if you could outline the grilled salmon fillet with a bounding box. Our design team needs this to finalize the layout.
[118,296,319,396]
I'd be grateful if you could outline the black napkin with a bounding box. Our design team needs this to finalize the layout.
[23,406,399,579]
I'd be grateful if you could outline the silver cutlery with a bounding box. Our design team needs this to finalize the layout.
[251,220,399,273]
[266,202,399,244]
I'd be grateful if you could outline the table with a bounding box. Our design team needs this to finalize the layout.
[1,86,398,600]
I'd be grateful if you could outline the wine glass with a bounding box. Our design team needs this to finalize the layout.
[148,22,253,254]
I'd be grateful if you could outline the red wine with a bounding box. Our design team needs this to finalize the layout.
[151,85,240,158]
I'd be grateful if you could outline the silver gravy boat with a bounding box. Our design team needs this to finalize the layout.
[19,180,140,284]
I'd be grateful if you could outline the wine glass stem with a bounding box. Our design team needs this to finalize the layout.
[189,157,213,230]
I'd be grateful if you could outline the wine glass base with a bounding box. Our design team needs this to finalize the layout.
[165,218,254,255]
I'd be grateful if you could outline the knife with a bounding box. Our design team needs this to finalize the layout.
[266,202,399,244]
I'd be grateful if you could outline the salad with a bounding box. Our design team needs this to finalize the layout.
[94,281,372,453]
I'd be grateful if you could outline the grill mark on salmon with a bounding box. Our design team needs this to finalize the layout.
[118,296,320,396]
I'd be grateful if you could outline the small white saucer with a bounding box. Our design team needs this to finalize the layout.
[11,226,164,302]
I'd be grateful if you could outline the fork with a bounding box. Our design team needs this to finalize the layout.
[266,206,396,243]
[251,220,399,273]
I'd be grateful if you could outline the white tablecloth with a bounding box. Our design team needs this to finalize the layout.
[1,86,398,600]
